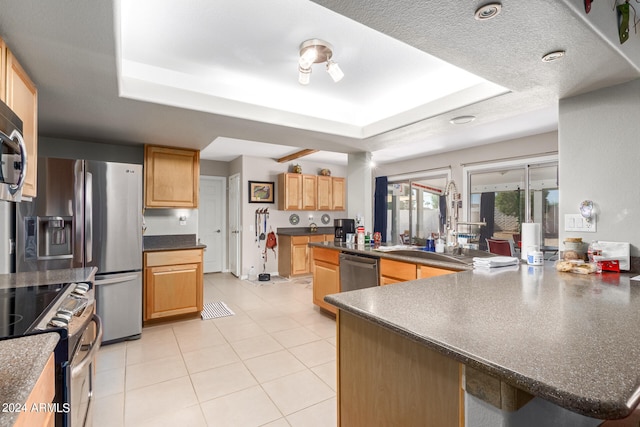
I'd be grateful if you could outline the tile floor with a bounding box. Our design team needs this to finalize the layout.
[93,273,337,427]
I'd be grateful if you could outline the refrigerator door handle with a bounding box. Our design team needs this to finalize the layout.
[85,171,93,263]
[94,274,140,286]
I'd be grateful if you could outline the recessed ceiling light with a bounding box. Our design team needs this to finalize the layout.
[474,3,502,20]
[450,115,476,125]
[541,50,566,63]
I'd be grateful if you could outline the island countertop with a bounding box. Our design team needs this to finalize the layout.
[325,264,640,420]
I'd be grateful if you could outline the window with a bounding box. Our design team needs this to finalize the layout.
[464,156,558,250]
[386,170,450,245]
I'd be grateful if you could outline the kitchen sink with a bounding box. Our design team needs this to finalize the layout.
[384,248,494,265]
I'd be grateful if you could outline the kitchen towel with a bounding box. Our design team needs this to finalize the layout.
[473,256,519,268]
[520,223,541,261]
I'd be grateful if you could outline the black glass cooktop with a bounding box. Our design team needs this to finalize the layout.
[0,283,69,337]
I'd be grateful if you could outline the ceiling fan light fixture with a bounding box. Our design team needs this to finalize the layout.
[474,3,502,20]
[298,66,311,85]
[326,60,344,82]
[297,39,343,85]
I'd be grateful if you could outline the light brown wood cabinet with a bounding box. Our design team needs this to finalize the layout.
[278,173,316,210]
[144,249,203,322]
[1,37,38,198]
[381,258,456,285]
[316,176,346,211]
[278,173,346,211]
[331,176,346,211]
[278,234,332,277]
[144,145,200,208]
[337,311,463,426]
[14,353,55,427]
[311,246,340,314]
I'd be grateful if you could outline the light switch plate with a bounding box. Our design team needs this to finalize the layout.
[564,213,596,232]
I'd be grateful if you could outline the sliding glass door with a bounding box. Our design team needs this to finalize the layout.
[386,175,447,245]
[466,158,558,250]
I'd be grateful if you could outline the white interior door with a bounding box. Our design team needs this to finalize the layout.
[198,176,226,273]
[229,173,241,277]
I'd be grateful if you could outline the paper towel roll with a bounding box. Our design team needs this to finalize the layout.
[521,223,541,260]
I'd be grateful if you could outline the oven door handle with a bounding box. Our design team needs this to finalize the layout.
[71,314,103,379]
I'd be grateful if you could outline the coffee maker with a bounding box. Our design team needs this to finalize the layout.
[334,218,355,243]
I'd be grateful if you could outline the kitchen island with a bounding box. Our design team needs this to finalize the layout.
[326,264,640,425]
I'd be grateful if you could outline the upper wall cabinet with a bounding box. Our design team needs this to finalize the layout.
[144,145,200,208]
[278,173,346,211]
[278,173,316,211]
[2,38,38,198]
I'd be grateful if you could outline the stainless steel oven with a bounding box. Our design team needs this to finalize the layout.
[2,279,103,427]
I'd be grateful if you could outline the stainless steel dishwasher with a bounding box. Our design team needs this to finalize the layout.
[339,253,380,291]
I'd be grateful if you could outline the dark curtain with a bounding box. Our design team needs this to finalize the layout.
[374,176,388,242]
[439,195,447,235]
[479,192,495,251]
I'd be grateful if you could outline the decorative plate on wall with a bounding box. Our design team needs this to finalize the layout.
[321,214,331,225]
[289,214,300,225]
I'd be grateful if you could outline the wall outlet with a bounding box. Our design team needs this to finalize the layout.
[564,213,596,232]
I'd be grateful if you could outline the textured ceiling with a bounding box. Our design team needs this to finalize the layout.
[0,0,637,164]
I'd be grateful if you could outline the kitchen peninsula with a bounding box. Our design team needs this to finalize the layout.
[325,262,640,425]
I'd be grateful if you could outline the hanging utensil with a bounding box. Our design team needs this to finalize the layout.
[260,210,267,240]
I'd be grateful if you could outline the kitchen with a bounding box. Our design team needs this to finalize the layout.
[1,0,640,426]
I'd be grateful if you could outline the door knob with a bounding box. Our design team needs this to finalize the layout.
[216,229,221,233]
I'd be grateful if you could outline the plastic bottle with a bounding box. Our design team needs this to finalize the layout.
[248,266,256,281]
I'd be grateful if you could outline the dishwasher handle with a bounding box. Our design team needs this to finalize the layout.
[340,257,378,270]
[339,253,378,265]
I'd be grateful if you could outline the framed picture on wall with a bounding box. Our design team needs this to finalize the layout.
[248,181,274,203]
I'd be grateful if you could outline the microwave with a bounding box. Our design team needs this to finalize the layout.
[0,99,26,202]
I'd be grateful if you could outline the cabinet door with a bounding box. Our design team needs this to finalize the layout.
[145,262,202,320]
[312,259,339,314]
[278,173,302,210]
[144,145,200,208]
[317,176,332,210]
[332,177,346,211]
[0,38,6,102]
[301,174,317,210]
[6,49,38,198]
[290,235,310,275]
[419,265,456,279]
[380,258,417,282]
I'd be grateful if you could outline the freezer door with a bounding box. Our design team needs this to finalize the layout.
[85,161,142,273]
[95,271,142,344]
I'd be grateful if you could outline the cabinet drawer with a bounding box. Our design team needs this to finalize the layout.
[380,259,417,281]
[291,235,310,245]
[313,247,340,265]
[419,265,456,279]
[145,249,202,267]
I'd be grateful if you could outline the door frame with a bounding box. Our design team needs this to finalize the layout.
[229,173,241,277]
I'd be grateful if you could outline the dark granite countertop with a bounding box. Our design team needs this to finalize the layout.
[277,227,334,236]
[143,234,207,252]
[0,333,60,427]
[325,264,640,420]
[309,241,472,271]
[0,267,97,290]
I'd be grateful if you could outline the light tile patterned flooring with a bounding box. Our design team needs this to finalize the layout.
[93,273,337,427]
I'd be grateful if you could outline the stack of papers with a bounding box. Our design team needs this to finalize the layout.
[473,256,520,269]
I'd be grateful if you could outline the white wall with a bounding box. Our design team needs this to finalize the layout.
[377,132,558,186]
[559,78,640,255]
[238,155,348,277]
[143,208,198,236]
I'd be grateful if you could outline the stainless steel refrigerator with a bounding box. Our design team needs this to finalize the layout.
[16,158,143,344]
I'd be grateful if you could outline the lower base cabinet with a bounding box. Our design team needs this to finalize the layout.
[337,311,463,426]
[311,246,340,314]
[14,353,55,427]
[144,249,203,322]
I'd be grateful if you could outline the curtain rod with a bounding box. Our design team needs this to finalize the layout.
[460,151,558,168]
[387,166,451,182]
